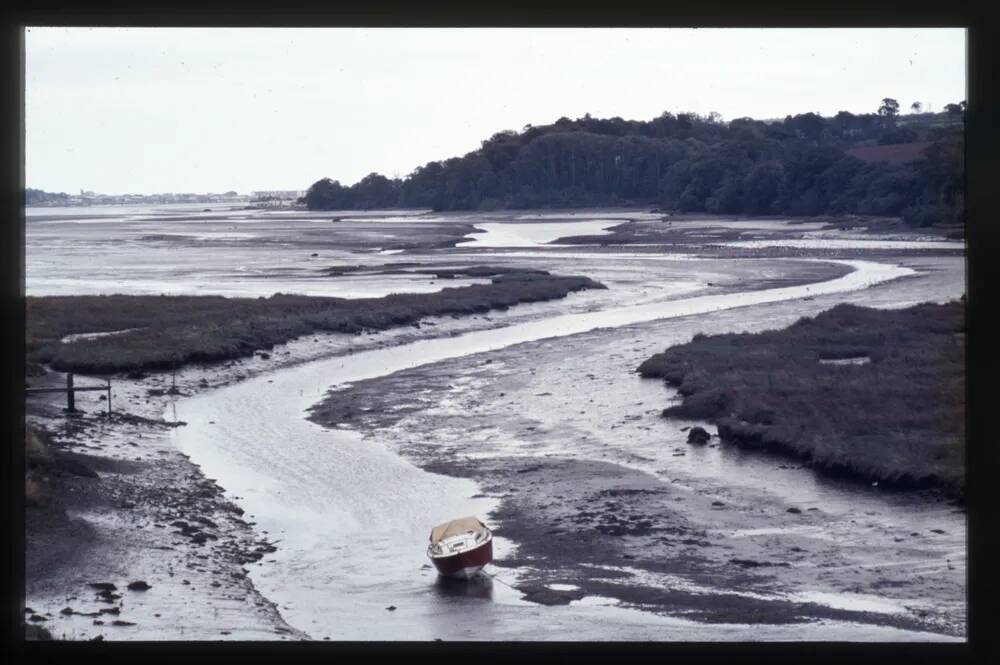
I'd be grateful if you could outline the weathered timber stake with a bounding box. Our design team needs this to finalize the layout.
[25,373,114,416]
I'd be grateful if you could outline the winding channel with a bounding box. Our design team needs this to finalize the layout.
[167,258,956,641]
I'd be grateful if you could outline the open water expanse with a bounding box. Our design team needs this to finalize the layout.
[26,204,966,641]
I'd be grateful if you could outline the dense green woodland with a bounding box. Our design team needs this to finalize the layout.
[304,103,965,227]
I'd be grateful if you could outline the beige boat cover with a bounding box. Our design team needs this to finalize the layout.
[429,516,487,544]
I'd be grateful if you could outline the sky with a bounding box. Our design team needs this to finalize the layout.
[25,27,966,195]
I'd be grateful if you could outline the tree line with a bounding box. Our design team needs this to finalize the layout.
[25,188,72,205]
[304,100,964,227]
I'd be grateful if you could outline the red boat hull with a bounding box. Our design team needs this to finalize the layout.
[431,539,493,579]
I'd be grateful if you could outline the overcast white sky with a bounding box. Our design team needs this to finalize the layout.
[25,27,966,195]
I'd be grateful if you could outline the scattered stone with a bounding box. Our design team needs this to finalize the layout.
[93,620,104,625]
[730,559,762,567]
[90,635,104,642]
[730,558,791,568]
[111,620,136,626]
[127,581,151,591]
[28,614,47,622]
[930,529,946,534]
[60,607,74,615]
[786,507,802,514]
[89,582,117,591]
[711,501,725,507]
[687,426,711,444]
[386,606,397,611]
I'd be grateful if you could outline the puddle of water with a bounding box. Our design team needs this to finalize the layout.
[61,327,145,343]
[788,591,910,615]
[819,356,871,365]
[457,221,615,248]
[571,596,620,607]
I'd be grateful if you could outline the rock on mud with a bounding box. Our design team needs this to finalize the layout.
[687,426,711,444]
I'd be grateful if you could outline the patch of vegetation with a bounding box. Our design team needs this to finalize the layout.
[319,263,551,280]
[638,301,965,495]
[27,273,605,374]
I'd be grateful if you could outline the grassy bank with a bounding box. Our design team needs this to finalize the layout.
[637,300,965,495]
[28,272,604,374]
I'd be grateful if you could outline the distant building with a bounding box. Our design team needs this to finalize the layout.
[249,190,307,208]
[250,190,306,201]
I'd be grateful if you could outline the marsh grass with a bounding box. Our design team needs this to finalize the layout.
[27,274,604,374]
[638,301,965,495]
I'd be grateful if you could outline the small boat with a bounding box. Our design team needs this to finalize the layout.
[427,516,493,580]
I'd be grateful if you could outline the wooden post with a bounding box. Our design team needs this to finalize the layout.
[106,378,112,416]
[66,373,75,412]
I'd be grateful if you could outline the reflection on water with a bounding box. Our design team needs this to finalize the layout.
[433,574,495,601]
[456,220,615,248]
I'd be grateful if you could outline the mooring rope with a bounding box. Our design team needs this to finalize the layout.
[479,565,519,591]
